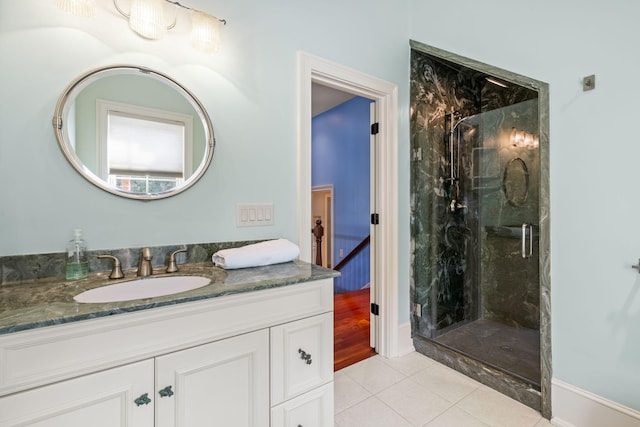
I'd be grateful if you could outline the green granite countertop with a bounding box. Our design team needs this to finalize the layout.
[0,261,339,336]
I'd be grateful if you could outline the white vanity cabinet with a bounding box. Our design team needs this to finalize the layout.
[0,278,334,427]
[0,330,269,427]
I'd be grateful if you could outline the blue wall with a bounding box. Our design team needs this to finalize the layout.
[312,96,372,293]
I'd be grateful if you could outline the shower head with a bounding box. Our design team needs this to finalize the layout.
[451,112,480,132]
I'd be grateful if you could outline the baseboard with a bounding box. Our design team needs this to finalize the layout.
[551,378,640,427]
[396,322,415,356]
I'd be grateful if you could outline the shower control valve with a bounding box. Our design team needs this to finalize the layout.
[632,259,640,273]
[449,199,468,213]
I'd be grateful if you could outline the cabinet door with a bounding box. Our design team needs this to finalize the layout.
[0,359,154,427]
[271,312,333,405]
[271,383,333,427]
[155,329,269,427]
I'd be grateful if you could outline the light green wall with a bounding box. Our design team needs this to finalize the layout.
[408,0,640,412]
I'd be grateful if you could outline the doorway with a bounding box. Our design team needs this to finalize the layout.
[311,90,374,370]
[297,52,400,359]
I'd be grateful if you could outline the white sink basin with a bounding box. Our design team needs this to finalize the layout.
[74,276,211,303]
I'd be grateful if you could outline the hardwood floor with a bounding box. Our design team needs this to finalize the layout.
[334,288,377,371]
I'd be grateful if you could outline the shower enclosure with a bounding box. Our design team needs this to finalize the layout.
[409,41,550,417]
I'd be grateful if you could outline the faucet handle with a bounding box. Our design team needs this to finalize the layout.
[98,255,125,279]
[166,248,187,273]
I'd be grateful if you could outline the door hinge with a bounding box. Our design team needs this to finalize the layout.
[371,122,379,135]
[370,303,380,316]
[371,213,379,225]
[412,147,422,161]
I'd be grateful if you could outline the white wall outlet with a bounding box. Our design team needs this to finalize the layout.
[236,203,275,227]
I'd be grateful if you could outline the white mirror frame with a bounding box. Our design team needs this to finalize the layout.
[53,65,215,200]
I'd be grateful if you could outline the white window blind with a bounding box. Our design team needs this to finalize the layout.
[108,112,185,178]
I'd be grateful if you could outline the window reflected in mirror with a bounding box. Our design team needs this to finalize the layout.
[99,101,193,194]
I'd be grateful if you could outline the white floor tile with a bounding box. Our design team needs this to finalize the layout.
[425,406,490,427]
[339,356,406,394]
[377,351,435,376]
[533,418,554,427]
[334,353,549,427]
[377,378,452,426]
[334,396,413,427]
[333,370,372,414]
[456,387,543,427]
[409,362,480,403]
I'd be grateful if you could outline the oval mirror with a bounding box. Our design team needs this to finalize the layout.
[53,65,214,200]
[503,157,529,206]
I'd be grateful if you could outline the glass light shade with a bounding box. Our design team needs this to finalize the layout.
[510,127,518,146]
[53,0,96,17]
[129,0,167,40]
[191,10,222,53]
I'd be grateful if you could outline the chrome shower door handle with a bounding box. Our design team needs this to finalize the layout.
[521,223,533,259]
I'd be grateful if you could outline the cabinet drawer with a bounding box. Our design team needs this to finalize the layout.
[271,382,333,427]
[270,312,333,405]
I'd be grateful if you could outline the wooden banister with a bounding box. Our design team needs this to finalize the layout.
[334,235,370,271]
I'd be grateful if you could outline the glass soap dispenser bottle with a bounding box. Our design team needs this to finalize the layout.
[66,228,89,280]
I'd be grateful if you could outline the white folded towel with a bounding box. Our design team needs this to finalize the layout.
[212,239,300,270]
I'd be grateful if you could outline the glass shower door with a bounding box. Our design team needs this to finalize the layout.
[413,99,541,388]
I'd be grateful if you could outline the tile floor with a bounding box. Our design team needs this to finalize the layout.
[334,352,553,427]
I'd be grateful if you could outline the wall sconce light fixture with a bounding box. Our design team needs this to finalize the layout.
[54,0,226,53]
[113,0,226,52]
[53,0,96,17]
[510,127,539,149]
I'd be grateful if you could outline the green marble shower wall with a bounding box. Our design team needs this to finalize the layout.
[410,48,540,337]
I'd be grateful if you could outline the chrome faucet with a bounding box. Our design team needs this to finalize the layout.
[137,248,153,277]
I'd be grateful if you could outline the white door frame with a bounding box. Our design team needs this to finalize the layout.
[297,52,399,358]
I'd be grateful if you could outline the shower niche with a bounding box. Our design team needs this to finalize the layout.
[409,41,550,417]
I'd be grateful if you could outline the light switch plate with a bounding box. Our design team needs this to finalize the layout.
[236,203,274,227]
